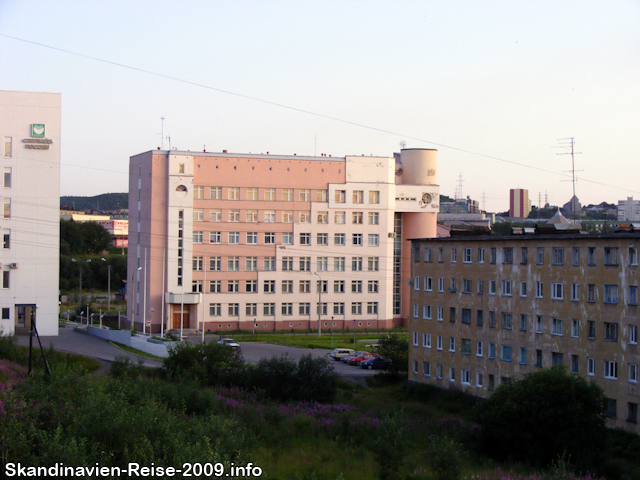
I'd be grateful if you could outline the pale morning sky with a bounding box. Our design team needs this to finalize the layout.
[1,0,638,213]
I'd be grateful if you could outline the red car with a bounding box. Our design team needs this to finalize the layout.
[347,353,378,366]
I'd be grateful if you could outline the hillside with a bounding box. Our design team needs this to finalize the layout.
[61,193,128,211]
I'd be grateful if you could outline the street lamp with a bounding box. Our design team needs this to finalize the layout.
[101,258,111,311]
[314,272,322,337]
[71,258,91,319]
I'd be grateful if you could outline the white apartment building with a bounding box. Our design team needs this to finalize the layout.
[618,197,640,222]
[0,91,61,336]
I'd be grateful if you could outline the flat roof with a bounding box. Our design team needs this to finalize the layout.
[408,232,640,243]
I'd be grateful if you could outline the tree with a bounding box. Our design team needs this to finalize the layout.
[477,366,606,471]
[60,219,112,254]
[378,335,408,377]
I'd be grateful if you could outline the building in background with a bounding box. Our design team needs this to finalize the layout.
[97,220,129,249]
[0,91,61,336]
[407,229,639,433]
[440,196,479,214]
[509,188,531,218]
[618,197,640,222]
[128,149,439,333]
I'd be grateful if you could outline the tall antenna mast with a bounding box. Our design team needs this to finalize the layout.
[481,191,487,212]
[455,173,464,200]
[556,137,582,221]
[159,116,165,150]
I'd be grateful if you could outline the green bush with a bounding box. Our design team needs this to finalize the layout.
[426,436,464,480]
[477,366,606,472]
[163,341,245,387]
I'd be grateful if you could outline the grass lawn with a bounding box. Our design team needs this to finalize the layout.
[227,331,407,350]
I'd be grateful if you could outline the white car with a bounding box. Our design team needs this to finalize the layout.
[329,348,355,361]
[217,338,241,350]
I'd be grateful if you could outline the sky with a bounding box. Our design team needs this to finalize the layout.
[1,0,638,213]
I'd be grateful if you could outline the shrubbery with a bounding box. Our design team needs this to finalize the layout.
[477,366,607,472]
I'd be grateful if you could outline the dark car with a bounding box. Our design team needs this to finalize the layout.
[360,356,392,370]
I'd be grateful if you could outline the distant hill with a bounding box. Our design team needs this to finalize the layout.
[61,193,128,212]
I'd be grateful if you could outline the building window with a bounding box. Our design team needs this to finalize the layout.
[317,257,328,272]
[604,285,618,304]
[300,233,311,246]
[501,313,513,329]
[227,187,239,200]
[536,247,544,265]
[317,211,328,224]
[450,307,456,323]
[535,315,543,333]
[630,247,639,266]
[264,257,276,271]
[629,325,638,344]
[587,320,596,340]
[477,310,484,327]
[368,212,379,225]
[263,280,276,294]
[282,232,293,245]
[210,209,222,222]
[438,248,445,263]
[489,343,496,359]
[369,191,380,204]
[436,335,443,350]
[333,303,345,315]
[463,248,472,263]
[367,302,378,314]
[246,303,257,316]
[282,211,293,223]
[263,303,275,316]
[368,280,379,293]
[209,257,221,271]
[477,341,483,357]
[282,280,293,294]
[588,247,596,265]
[367,234,380,246]
[628,403,638,424]
[245,280,257,293]
[192,256,203,271]
[210,187,222,199]
[572,247,580,266]
[351,302,362,315]
[552,318,564,335]
[551,352,563,366]
[352,212,363,224]
[193,186,204,199]
[193,209,204,222]
[461,309,471,324]
[587,284,596,302]
[451,248,457,263]
[488,311,496,328]
[461,338,471,355]
[334,257,346,272]
[299,303,310,315]
[423,361,431,377]
[629,286,638,306]
[300,212,310,223]
[424,248,433,263]
[316,189,327,202]
[462,279,472,294]
[353,233,363,246]
[368,257,379,271]
[477,279,484,295]
[535,281,543,298]
[283,257,295,271]
[489,280,496,296]
[351,280,362,293]
[228,210,240,222]
[226,280,239,293]
[587,357,595,375]
[300,257,311,272]
[629,364,638,383]
[263,210,276,223]
[353,190,364,203]
[3,270,11,289]
[228,232,240,244]
[334,233,346,246]
[209,303,221,316]
[478,248,485,264]
[424,277,433,292]
[228,303,239,316]
[604,247,619,266]
[568,356,578,374]
[245,187,258,201]
[502,247,513,264]
[437,364,443,379]
[437,307,443,321]
[604,360,618,380]
[520,281,527,297]
[501,280,512,297]
[551,283,564,300]
[209,232,221,244]
[193,231,203,244]
[423,305,431,319]
[299,189,310,202]
[520,247,528,265]
[552,247,565,265]
[438,277,444,292]
[519,314,527,331]
[571,283,579,301]
[449,337,455,352]
[489,248,497,264]
[299,280,310,293]
[604,322,618,342]
[316,233,328,246]
[449,367,456,382]
[335,190,346,203]
[520,347,527,365]
[352,257,363,271]
[282,188,293,201]
[4,137,12,158]
[571,319,579,337]
[536,350,543,368]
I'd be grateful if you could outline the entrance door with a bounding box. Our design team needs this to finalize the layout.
[15,305,35,331]
[172,310,188,329]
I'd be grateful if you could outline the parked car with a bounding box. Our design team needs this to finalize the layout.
[360,356,392,370]
[329,348,355,360]
[340,350,368,363]
[347,353,378,366]
[217,338,241,351]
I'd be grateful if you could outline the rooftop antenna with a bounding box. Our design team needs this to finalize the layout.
[455,173,464,201]
[166,135,171,151]
[399,140,406,150]
[555,137,582,222]
[159,116,165,150]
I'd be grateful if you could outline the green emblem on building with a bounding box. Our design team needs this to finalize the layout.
[31,124,45,138]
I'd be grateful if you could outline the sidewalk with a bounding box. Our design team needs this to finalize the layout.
[15,325,163,368]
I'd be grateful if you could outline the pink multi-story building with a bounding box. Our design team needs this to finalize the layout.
[128,148,439,334]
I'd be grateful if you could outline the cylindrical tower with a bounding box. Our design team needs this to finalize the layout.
[399,149,439,323]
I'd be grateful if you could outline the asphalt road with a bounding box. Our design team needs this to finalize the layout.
[16,327,379,380]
